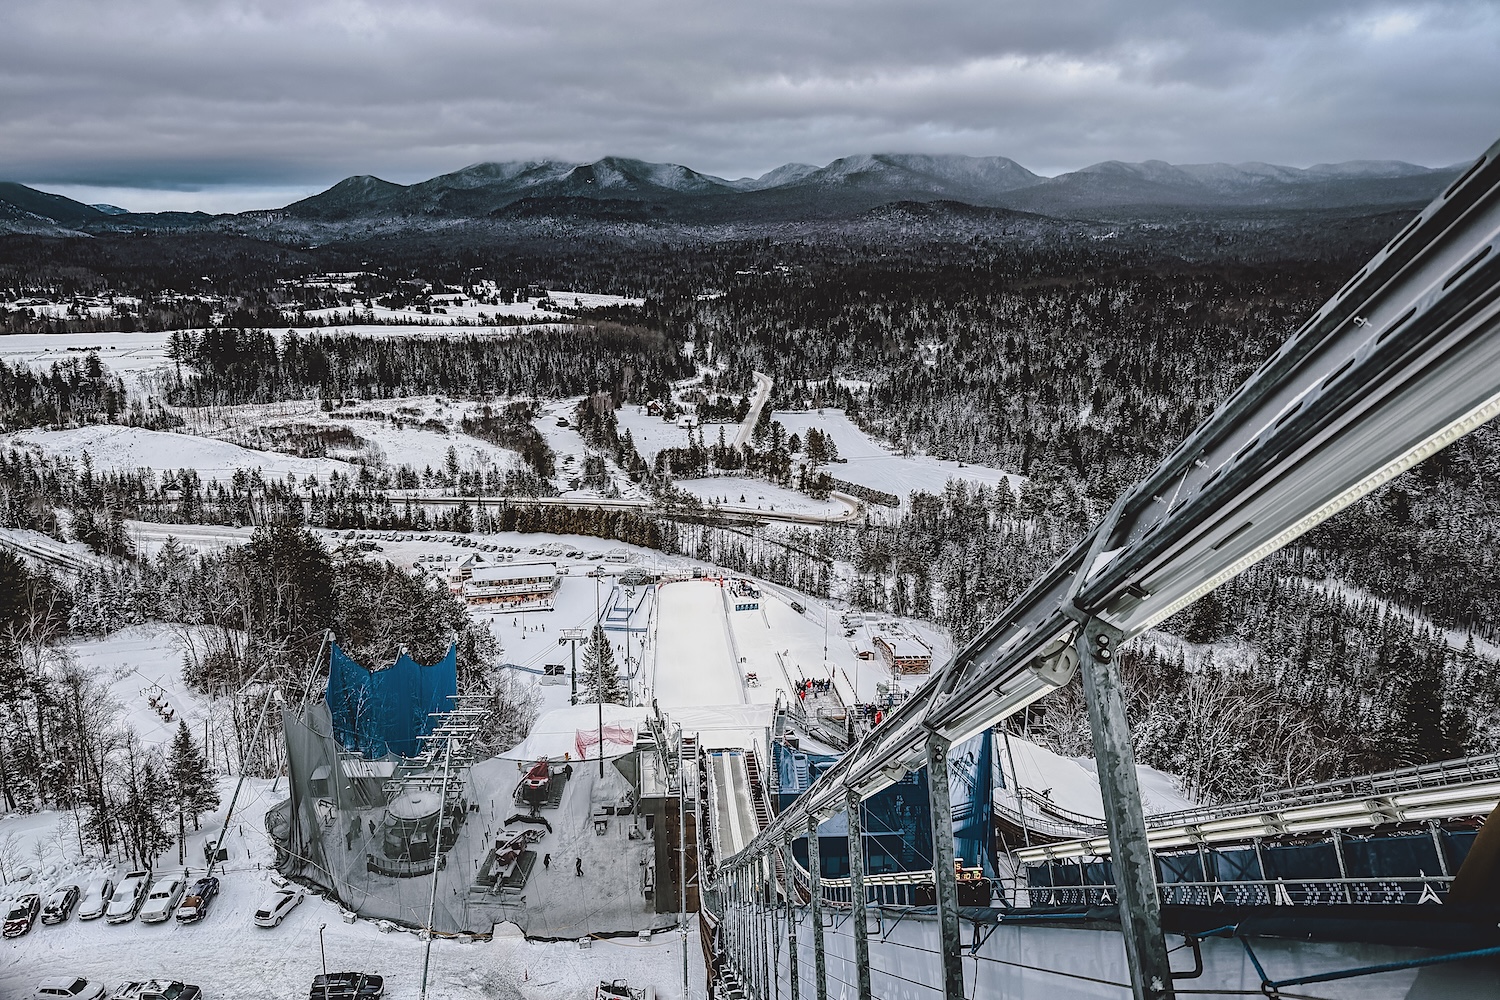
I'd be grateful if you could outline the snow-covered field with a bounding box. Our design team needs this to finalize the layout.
[184,397,525,475]
[671,476,851,518]
[0,333,183,395]
[614,402,1024,506]
[773,408,1023,500]
[4,424,361,479]
[1,395,535,487]
[613,405,701,457]
[302,286,642,326]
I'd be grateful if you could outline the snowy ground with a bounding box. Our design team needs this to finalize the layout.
[62,625,229,755]
[671,477,851,518]
[613,405,702,457]
[2,395,533,488]
[0,332,184,395]
[997,733,1197,822]
[0,323,592,398]
[773,409,1023,500]
[0,854,702,999]
[532,398,645,499]
[302,285,641,326]
[5,425,360,480]
[178,396,525,476]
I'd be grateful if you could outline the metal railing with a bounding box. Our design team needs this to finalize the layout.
[1030,874,1454,909]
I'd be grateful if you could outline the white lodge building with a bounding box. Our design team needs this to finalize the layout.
[463,561,561,607]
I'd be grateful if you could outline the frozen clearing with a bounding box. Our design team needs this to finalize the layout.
[613,405,697,458]
[672,476,852,518]
[63,624,219,753]
[772,409,1023,500]
[4,424,358,480]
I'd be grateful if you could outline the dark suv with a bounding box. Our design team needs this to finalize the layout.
[309,973,385,999]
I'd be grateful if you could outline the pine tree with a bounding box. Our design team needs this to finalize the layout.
[579,624,625,704]
[169,719,219,838]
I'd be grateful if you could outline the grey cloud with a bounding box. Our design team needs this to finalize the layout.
[1,0,1496,207]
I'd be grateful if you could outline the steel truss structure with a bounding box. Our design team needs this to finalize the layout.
[712,133,1500,1000]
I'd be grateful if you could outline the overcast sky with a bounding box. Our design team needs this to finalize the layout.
[4,0,1498,213]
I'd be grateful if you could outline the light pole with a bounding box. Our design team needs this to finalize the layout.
[595,574,604,778]
[318,923,328,980]
[559,629,587,706]
[676,721,689,1000]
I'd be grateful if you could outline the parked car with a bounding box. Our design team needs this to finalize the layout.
[109,980,201,1000]
[41,883,80,925]
[254,885,304,926]
[309,972,385,999]
[174,876,220,924]
[105,870,151,923]
[4,893,41,937]
[138,874,187,923]
[35,976,106,1000]
[76,878,114,921]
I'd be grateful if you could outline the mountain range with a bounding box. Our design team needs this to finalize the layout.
[0,152,1464,235]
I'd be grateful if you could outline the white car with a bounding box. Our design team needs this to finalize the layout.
[105,871,151,923]
[138,875,187,923]
[35,976,106,1000]
[254,886,304,927]
[76,878,114,921]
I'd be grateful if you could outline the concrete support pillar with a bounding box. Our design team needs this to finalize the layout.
[846,788,873,1000]
[807,815,828,1000]
[783,833,801,1000]
[1077,618,1175,1000]
[926,735,967,1000]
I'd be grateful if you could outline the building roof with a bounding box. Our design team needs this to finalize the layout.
[469,561,559,584]
[873,632,932,659]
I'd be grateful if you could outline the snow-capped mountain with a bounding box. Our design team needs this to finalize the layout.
[0,152,1466,234]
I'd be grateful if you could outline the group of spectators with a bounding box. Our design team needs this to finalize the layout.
[796,677,833,700]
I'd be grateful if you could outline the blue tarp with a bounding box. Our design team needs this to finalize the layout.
[325,642,458,759]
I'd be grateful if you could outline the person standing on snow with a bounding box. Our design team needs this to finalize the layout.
[576,857,584,877]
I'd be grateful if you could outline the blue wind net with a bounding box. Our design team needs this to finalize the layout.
[774,731,995,877]
[325,642,458,759]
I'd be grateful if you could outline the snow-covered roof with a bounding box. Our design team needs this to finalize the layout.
[501,704,646,762]
[873,633,931,659]
[470,561,558,583]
